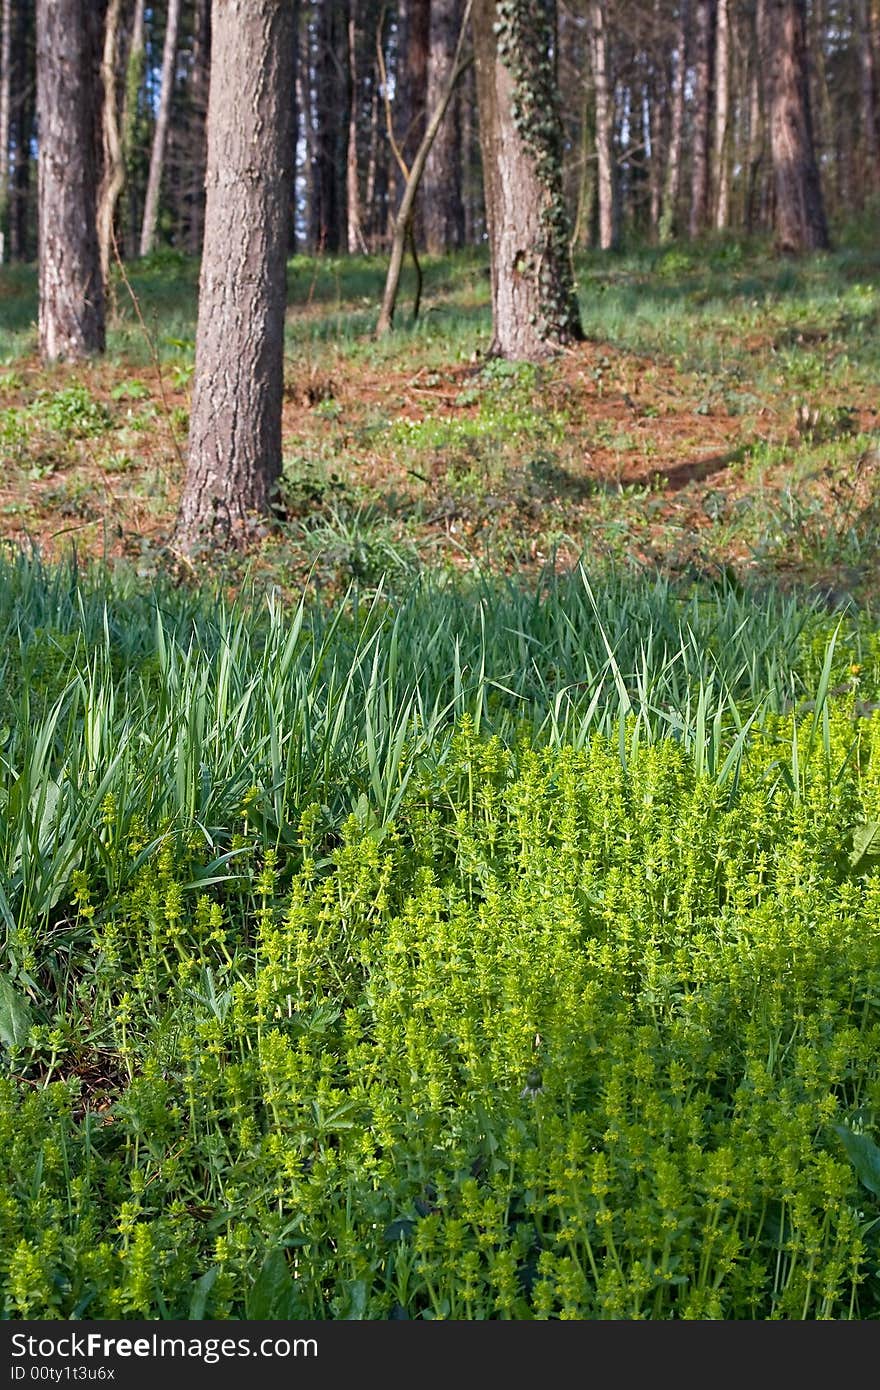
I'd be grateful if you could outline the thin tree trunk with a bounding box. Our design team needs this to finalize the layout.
[175,0,295,554]
[347,0,366,253]
[689,0,716,238]
[0,0,11,264]
[714,0,730,228]
[660,0,688,242]
[745,8,766,232]
[139,0,181,257]
[97,0,125,286]
[376,0,472,333]
[589,0,616,250]
[188,0,211,255]
[855,0,880,192]
[37,0,105,360]
[472,0,584,359]
[122,0,145,258]
[8,0,33,262]
[763,0,829,251]
[312,0,348,252]
[423,0,465,253]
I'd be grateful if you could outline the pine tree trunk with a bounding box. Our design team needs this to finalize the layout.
[659,0,688,243]
[8,0,33,262]
[37,0,105,360]
[763,0,829,251]
[97,0,125,286]
[689,0,716,238]
[855,0,880,192]
[139,0,181,257]
[122,0,145,259]
[175,0,295,554]
[397,0,429,243]
[0,0,11,264]
[187,0,211,255]
[312,0,347,252]
[347,0,366,254]
[472,0,583,360]
[589,0,617,251]
[714,0,731,228]
[423,0,465,254]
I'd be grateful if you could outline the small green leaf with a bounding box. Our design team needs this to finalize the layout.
[245,1248,297,1320]
[851,821,880,868]
[0,974,33,1049]
[382,1217,415,1244]
[835,1124,880,1198]
[188,1267,219,1320]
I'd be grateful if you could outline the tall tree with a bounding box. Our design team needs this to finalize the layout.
[689,0,716,238]
[0,0,11,263]
[175,0,295,553]
[97,0,126,286]
[311,0,348,251]
[423,0,466,253]
[139,0,181,256]
[122,0,146,258]
[713,0,731,228]
[659,0,688,242]
[472,0,583,359]
[854,0,880,192]
[36,0,105,360]
[763,0,829,251]
[589,0,617,251]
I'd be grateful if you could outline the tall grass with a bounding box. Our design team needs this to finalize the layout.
[0,553,868,953]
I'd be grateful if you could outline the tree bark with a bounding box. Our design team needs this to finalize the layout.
[763,0,829,252]
[36,0,105,360]
[97,0,125,287]
[139,0,181,256]
[472,0,583,359]
[312,0,348,252]
[347,0,366,254]
[659,0,687,243]
[714,0,730,228]
[423,0,466,253]
[0,0,11,264]
[588,0,616,251]
[689,0,716,238]
[175,0,295,554]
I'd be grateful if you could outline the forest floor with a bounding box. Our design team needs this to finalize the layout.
[1,228,879,605]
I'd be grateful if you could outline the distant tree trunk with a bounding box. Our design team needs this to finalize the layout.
[175,0,295,554]
[689,0,716,238]
[472,0,584,359]
[714,0,731,227]
[589,0,617,250]
[36,0,105,360]
[745,10,766,232]
[855,0,880,192]
[763,0,829,251]
[659,0,688,242]
[8,0,33,262]
[423,0,465,253]
[122,0,145,259]
[97,0,125,286]
[286,0,299,253]
[0,0,11,264]
[376,0,472,334]
[187,0,211,255]
[312,0,347,251]
[347,0,366,254]
[139,0,181,256]
[397,0,430,243]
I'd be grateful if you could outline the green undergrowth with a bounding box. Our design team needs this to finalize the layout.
[2,556,880,1318]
